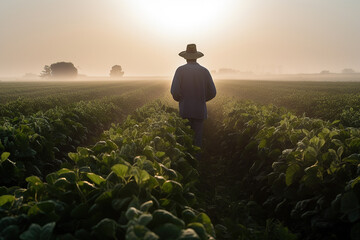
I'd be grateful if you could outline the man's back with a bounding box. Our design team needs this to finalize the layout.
[171,62,216,119]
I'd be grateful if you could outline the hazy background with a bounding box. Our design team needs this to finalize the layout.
[0,0,359,77]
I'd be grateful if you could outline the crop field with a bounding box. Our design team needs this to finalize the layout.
[1,79,360,240]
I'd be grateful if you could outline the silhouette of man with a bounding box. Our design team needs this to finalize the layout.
[171,44,217,147]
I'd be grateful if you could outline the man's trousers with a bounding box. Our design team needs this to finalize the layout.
[187,118,204,147]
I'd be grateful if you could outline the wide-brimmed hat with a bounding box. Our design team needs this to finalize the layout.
[179,44,204,59]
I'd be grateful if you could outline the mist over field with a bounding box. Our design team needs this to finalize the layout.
[1,0,360,78]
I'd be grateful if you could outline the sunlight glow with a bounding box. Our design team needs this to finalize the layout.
[127,0,234,37]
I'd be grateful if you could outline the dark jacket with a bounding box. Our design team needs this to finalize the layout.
[171,62,216,119]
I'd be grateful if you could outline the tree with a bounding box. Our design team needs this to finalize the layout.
[50,62,78,78]
[110,65,124,78]
[320,70,330,74]
[39,62,78,79]
[342,68,356,74]
[40,65,51,78]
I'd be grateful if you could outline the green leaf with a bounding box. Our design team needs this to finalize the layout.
[20,224,42,240]
[111,164,129,178]
[329,130,339,139]
[68,152,79,163]
[58,171,76,184]
[135,170,150,184]
[343,154,360,164]
[302,129,310,135]
[57,168,73,175]
[28,205,43,217]
[166,169,178,179]
[155,151,165,158]
[304,164,319,175]
[182,208,196,223]
[177,228,200,240]
[332,120,341,125]
[20,222,55,240]
[310,136,325,150]
[78,147,91,156]
[40,222,56,240]
[328,149,339,162]
[26,176,43,185]
[91,218,117,239]
[92,141,108,153]
[152,209,185,228]
[54,178,70,189]
[45,173,57,185]
[0,195,15,207]
[79,166,92,173]
[187,223,207,240]
[304,147,317,162]
[258,139,267,149]
[95,191,112,204]
[196,213,215,237]
[162,180,183,194]
[36,201,56,213]
[86,173,106,186]
[144,231,159,240]
[350,176,360,189]
[128,196,140,210]
[153,223,181,239]
[145,176,160,190]
[138,213,153,226]
[126,207,142,220]
[106,140,118,150]
[1,225,20,239]
[272,162,287,173]
[144,145,155,159]
[133,225,149,238]
[321,128,330,135]
[77,181,96,192]
[337,146,344,159]
[1,152,10,164]
[26,176,45,192]
[140,200,153,212]
[160,198,171,207]
[285,163,301,186]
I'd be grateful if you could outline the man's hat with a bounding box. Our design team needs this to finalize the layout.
[179,44,204,59]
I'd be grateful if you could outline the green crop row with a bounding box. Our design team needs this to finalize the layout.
[0,101,215,240]
[217,80,360,127]
[0,99,119,187]
[0,81,163,118]
[0,85,166,186]
[215,100,360,240]
[0,81,147,103]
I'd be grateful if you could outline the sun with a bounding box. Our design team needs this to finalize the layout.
[127,0,232,37]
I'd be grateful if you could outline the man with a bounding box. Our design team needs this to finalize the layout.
[171,44,217,147]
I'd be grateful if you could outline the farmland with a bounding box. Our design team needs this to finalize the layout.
[1,79,360,240]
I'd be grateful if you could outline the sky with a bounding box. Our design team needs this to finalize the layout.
[0,0,360,77]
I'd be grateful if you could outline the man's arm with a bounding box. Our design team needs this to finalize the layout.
[171,69,182,102]
[205,70,216,101]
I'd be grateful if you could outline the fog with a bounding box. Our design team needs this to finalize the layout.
[0,0,359,78]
